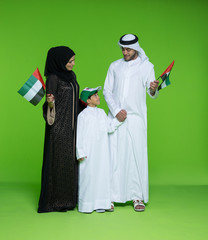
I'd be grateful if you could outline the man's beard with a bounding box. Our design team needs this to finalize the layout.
[124,51,138,62]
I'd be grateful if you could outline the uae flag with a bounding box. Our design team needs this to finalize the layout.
[158,60,175,91]
[18,68,46,106]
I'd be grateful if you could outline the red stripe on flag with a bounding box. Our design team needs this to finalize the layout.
[33,68,46,90]
[160,60,175,77]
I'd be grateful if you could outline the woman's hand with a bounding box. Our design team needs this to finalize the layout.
[47,94,55,108]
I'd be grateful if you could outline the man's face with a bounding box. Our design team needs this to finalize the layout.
[122,47,138,61]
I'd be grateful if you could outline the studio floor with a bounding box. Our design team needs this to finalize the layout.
[0,183,207,240]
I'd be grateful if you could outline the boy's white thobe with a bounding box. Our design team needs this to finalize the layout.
[76,106,121,213]
[103,57,158,203]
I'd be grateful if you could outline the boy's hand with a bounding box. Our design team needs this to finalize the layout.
[116,109,127,122]
[78,156,87,162]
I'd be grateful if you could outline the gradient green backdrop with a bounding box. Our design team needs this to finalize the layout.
[0,0,208,239]
[1,0,207,185]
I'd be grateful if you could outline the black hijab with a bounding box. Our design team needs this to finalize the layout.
[44,46,75,82]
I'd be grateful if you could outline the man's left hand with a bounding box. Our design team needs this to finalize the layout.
[150,80,159,95]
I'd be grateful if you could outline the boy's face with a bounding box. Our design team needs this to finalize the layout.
[87,93,100,107]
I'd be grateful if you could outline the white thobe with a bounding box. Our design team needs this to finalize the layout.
[76,106,121,213]
[103,57,158,203]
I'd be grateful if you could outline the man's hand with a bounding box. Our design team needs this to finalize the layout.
[47,94,55,108]
[150,80,159,96]
[116,109,127,122]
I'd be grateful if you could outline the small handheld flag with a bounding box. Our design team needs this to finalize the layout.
[157,60,175,91]
[18,68,46,106]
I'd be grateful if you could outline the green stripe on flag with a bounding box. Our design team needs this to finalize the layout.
[165,76,171,86]
[18,75,38,96]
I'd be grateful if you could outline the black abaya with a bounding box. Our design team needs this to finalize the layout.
[38,73,79,213]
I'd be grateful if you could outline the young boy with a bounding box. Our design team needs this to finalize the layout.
[76,86,122,213]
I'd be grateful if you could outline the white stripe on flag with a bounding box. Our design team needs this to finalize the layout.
[161,81,167,89]
[23,80,42,101]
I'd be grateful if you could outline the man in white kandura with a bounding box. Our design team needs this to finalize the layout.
[103,34,159,212]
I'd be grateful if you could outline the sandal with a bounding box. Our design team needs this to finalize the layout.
[107,202,114,212]
[96,209,105,213]
[133,200,145,212]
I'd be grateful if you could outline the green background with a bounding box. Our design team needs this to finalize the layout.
[0,0,207,239]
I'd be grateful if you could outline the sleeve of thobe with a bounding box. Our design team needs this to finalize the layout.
[103,64,122,117]
[107,118,122,133]
[101,110,122,133]
[76,114,87,160]
[146,67,159,99]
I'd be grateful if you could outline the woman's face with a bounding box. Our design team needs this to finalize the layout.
[65,55,75,71]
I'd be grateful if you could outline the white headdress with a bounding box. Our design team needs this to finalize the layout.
[118,34,148,62]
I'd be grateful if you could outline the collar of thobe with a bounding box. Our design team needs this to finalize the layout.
[87,106,97,111]
[122,56,145,67]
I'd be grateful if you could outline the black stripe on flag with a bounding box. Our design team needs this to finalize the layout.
[29,87,45,106]
[161,73,168,81]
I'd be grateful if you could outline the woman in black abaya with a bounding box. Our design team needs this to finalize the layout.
[38,46,79,213]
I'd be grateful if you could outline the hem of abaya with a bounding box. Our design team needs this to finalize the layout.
[37,205,76,213]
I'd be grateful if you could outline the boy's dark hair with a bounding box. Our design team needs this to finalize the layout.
[88,91,98,99]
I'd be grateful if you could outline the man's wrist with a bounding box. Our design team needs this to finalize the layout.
[114,108,122,118]
[150,88,156,96]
